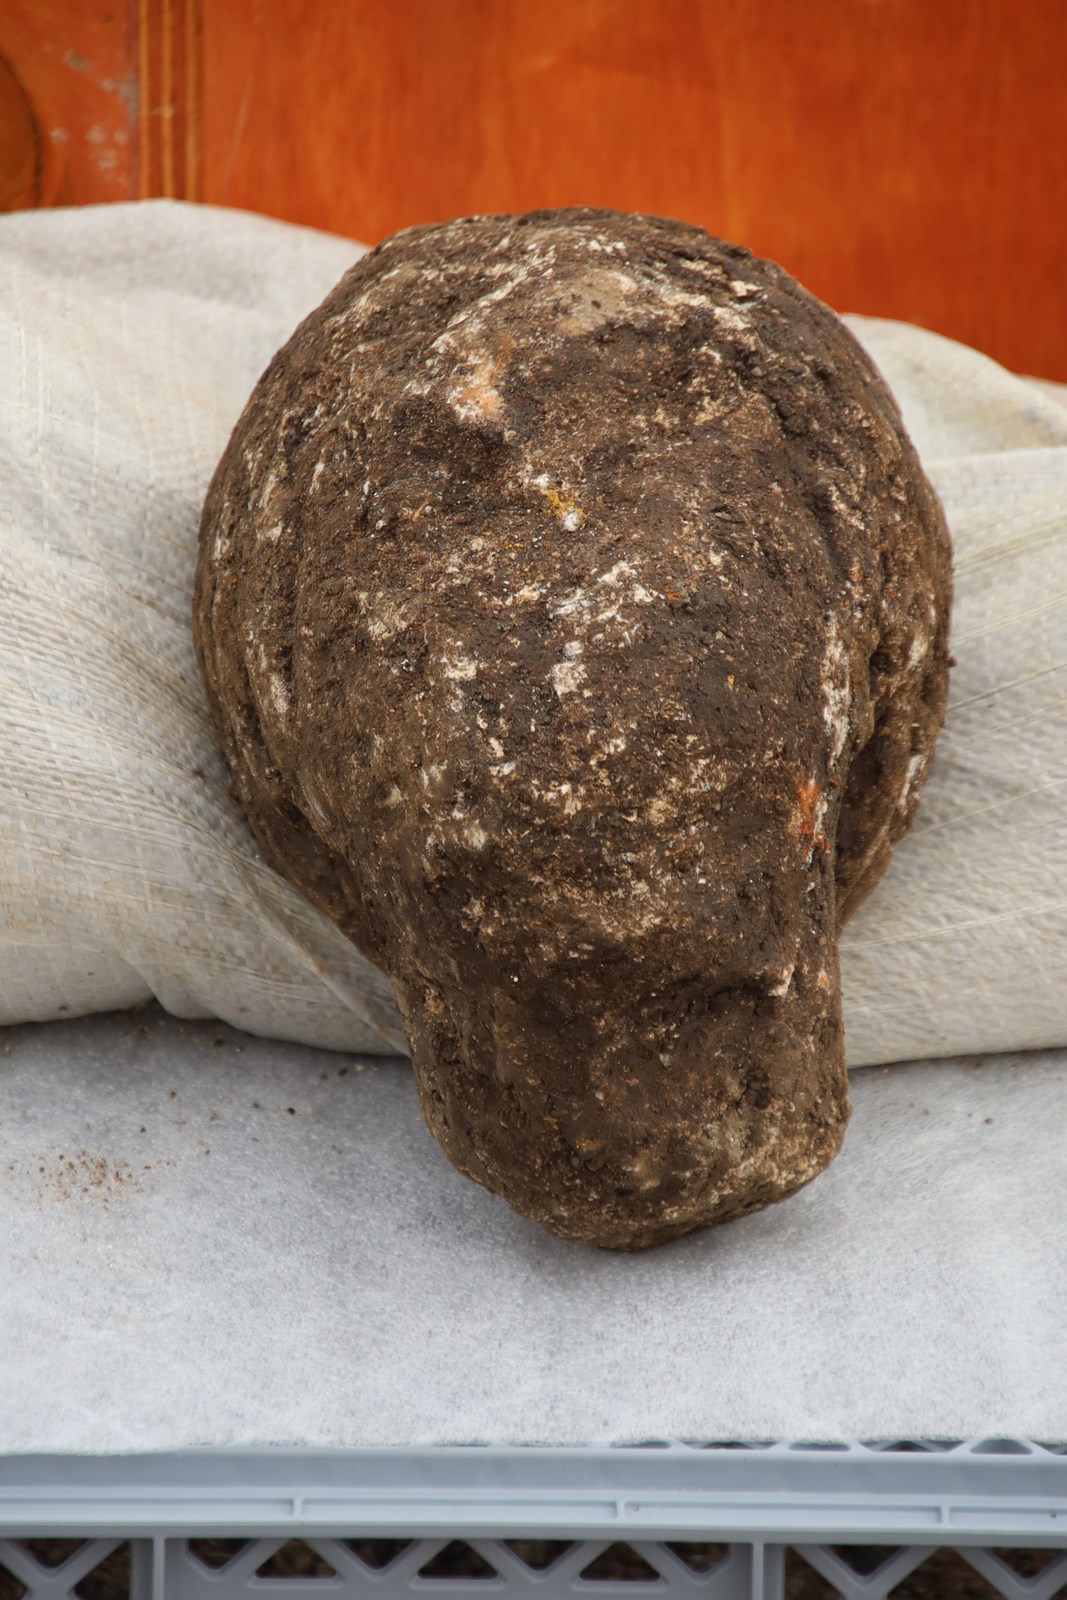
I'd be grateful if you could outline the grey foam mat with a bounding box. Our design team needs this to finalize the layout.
[0,1008,1064,1451]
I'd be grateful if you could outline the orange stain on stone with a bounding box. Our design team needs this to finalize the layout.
[789,777,827,852]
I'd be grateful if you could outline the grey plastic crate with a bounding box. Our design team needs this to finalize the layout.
[1,1442,1065,1600]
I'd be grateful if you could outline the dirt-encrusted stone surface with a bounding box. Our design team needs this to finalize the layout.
[194,208,952,1248]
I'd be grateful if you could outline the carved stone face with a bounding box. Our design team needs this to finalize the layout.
[195,208,952,1248]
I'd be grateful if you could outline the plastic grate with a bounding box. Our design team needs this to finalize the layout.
[4,1535,1067,1599]
[0,1443,1064,1600]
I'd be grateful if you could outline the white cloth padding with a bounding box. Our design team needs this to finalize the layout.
[838,321,1067,1064]
[1,201,1065,1067]
[0,203,404,1055]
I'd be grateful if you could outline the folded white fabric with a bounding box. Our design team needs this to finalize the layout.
[838,320,1067,1063]
[0,202,405,1054]
[1,200,1065,1065]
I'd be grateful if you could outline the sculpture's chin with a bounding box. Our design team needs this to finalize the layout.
[394,962,852,1250]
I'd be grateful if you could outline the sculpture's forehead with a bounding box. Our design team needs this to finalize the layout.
[316,226,823,578]
[313,216,861,567]
[340,211,771,372]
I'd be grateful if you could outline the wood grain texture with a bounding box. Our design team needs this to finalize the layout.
[198,0,1067,380]
[135,0,202,200]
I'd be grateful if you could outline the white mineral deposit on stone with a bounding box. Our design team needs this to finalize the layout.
[442,650,479,681]
[550,643,586,697]
[713,304,749,333]
[821,619,852,767]
[269,673,289,717]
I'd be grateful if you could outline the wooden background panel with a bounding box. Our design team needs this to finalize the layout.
[197,0,1067,380]
[1,3,136,209]
[3,0,1066,378]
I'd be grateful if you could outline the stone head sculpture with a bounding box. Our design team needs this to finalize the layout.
[195,208,951,1248]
